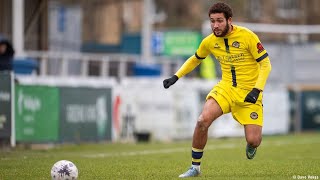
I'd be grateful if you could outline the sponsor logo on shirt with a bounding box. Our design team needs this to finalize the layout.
[216,53,245,63]
[257,42,265,53]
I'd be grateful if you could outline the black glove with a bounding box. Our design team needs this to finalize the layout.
[163,75,179,89]
[244,88,261,104]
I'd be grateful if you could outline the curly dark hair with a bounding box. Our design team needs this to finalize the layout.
[208,2,233,19]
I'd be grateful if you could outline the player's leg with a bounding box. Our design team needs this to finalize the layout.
[230,86,264,160]
[244,124,262,159]
[193,97,223,149]
[191,97,223,168]
[179,83,232,178]
[179,97,224,178]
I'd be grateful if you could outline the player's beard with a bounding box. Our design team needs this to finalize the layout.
[213,23,230,37]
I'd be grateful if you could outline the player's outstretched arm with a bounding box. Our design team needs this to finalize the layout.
[162,55,202,89]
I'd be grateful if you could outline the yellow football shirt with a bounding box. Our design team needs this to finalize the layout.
[196,25,269,90]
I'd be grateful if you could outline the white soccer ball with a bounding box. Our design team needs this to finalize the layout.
[51,160,78,180]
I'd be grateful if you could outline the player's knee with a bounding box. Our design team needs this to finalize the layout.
[246,135,262,148]
[196,115,210,132]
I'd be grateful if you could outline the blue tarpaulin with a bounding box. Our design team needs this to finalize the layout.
[13,58,38,74]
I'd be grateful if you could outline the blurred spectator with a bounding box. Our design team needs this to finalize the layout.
[0,36,15,71]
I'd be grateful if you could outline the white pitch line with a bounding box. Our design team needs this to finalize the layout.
[82,138,320,158]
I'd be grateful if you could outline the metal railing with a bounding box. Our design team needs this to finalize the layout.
[24,51,184,79]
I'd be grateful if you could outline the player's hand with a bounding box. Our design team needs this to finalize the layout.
[244,88,261,104]
[163,75,179,89]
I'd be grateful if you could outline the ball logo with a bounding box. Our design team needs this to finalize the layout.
[250,112,258,120]
[58,165,71,177]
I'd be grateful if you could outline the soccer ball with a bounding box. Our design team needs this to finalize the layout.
[51,160,78,180]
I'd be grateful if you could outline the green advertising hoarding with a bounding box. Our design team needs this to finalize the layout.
[164,31,202,56]
[300,91,320,130]
[59,87,112,142]
[289,89,320,131]
[15,85,59,142]
[0,71,12,139]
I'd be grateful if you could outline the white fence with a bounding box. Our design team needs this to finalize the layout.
[25,51,184,79]
[25,42,320,84]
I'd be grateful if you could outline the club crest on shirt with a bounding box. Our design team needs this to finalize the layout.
[232,41,240,48]
[250,112,258,120]
[257,42,265,53]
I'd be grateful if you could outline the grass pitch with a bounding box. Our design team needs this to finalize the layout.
[0,132,319,180]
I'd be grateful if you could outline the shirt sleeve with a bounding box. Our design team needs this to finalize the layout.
[247,32,268,62]
[195,36,211,59]
[247,31,271,90]
[255,57,272,90]
[175,55,202,78]
[174,36,211,78]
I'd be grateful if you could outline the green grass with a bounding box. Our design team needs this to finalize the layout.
[0,133,320,179]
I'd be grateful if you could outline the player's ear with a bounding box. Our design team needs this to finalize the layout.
[227,17,232,24]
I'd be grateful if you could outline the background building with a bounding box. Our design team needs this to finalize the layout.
[1,0,320,52]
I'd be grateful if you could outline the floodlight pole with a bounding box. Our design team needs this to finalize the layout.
[12,0,25,58]
[142,0,153,63]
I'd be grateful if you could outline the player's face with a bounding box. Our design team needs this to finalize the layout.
[209,13,232,37]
